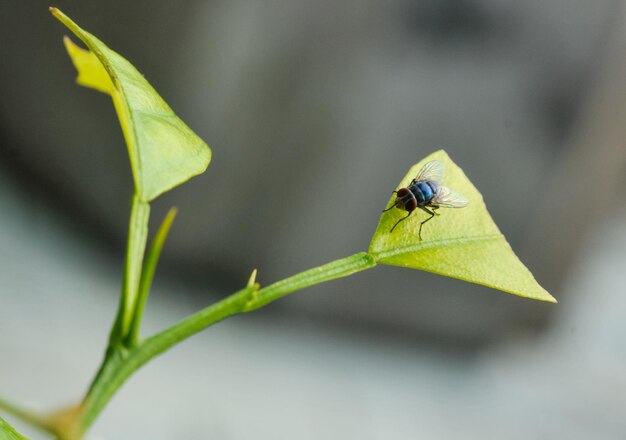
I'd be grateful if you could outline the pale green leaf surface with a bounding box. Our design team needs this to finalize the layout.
[52,8,211,202]
[0,417,28,440]
[369,150,555,302]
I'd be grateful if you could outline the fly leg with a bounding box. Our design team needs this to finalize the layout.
[418,206,437,240]
[382,191,399,212]
[390,210,412,232]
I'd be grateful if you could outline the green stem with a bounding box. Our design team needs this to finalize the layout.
[247,251,376,310]
[82,195,150,420]
[127,207,178,346]
[109,195,150,346]
[80,286,256,433]
[79,252,375,434]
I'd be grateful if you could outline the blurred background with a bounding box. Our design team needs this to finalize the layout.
[1,0,626,438]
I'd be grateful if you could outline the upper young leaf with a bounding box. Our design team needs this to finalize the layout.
[369,150,555,303]
[51,8,211,202]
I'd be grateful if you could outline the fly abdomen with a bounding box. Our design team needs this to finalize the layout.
[410,181,437,206]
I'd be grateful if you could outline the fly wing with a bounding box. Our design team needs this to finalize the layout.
[432,185,469,208]
[412,160,444,184]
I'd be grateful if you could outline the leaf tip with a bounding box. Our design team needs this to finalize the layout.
[49,6,63,20]
[505,281,557,304]
[530,283,557,304]
[62,34,74,49]
[247,269,258,288]
[166,206,179,221]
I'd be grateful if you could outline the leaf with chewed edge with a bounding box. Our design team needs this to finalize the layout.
[51,7,211,202]
[369,150,555,302]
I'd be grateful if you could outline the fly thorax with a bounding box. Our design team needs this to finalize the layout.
[410,181,436,206]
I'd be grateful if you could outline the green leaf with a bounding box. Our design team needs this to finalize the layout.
[51,8,211,202]
[369,150,555,303]
[0,417,28,440]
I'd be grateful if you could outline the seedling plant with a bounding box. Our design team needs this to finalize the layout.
[0,8,555,440]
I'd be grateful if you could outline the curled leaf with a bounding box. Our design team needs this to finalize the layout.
[369,150,555,303]
[51,8,211,202]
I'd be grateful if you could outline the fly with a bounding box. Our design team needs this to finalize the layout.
[383,160,468,239]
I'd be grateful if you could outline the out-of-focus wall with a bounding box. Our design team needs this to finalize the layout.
[0,0,620,343]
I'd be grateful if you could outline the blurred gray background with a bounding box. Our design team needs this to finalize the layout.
[1,0,626,439]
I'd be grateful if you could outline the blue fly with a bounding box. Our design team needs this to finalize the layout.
[383,160,468,239]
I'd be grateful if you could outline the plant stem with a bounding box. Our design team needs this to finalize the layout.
[80,285,256,433]
[247,251,376,310]
[79,252,376,434]
[127,207,178,346]
[109,195,150,346]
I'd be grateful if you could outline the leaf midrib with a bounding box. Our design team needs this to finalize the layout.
[370,233,503,261]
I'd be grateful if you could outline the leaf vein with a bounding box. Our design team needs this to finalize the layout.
[372,233,503,261]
